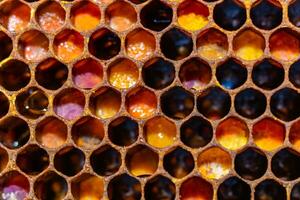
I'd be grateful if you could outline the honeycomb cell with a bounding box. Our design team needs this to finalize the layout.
[53,88,85,120]
[216,117,249,150]
[107,174,141,200]
[54,146,85,177]
[252,58,284,90]
[292,182,300,200]
[0,92,9,119]
[234,88,267,119]
[197,87,231,120]
[53,29,84,62]
[161,86,194,120]
[108,116,138,146]
[290,120,300,151]
[197,147,232,180]
[126,144,159,177]
[0,31,12,62]
[70,1,101,32]
[289,0,300,27]
[36,116,68,149]
[179,58,212,91]
[234,147,268,180]
[216,58,247,90]
[177,0,209,31]
[180,116,213,148]
[34,171,68,200]
[233,28,265,61]
[0,116,30,149]
[140,0,173,31]
[160,28,193,60]
[252,118,285,151]
[35,58,68,90]
[108,58,139,89]
[72,58,103,89]
[36,1,65,32]
[144,175,176,200]
[289,59,300,88]
[180,176,213,200]
[125,28,156,61]
[213,0,246,31]
[255,179,287,200]
[270,87,300,121]
[0,147,8,173]
[106,1,137,32]
[89,87,121,119]
[126,87,157,119]
[217,176,251,200]
[144,116,177,148]
[89,28,121,60]
[16,144,49,176]
[72,116,105,148]
[90,145,121,176]
[196,28,228,60]
[0,59,30,91]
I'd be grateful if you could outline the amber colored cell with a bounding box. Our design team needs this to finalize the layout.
[0,31,13,62]
[216,117,249,150]
[53,29,84,62]
[290,120,300,151]
[144,116,177,148]
[125,28,156,61]
[233,28,265,61]
[71,1,101,32]
[0,147,8,173]
[252,118,285,151]
[126,87,157,119]
[197,147,232,180]
[269,29,300,61]
[180,176,213,200]
[197,28,228,60]
[108,58,139,89]
[105,1,137,32]
[36,116,68,149]
[36,1,65,32]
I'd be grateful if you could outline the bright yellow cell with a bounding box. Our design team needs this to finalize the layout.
[178,13,208,31]
[74,13,100,31]
[198,43,228,60]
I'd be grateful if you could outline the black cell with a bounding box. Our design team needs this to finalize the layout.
[270,88,300,121]
[108,116,139,146]
[234,88,267,119]
[291,182,300,200]
[160,28,193,60]
[108,174,141,200]
[234,147,268,180]
[255,179,287,200]
[213,0,246,31]
[180,116,213,148]
[216,58,247,89]
[142,57,175,89]
[0,92,9,118]
[140,0,173,31]
[160,86,194,119]
[145,175,176,200]
[197,87,231,120]
[0,32,12,62]
[217,176,251,200]
[289,59,300,88]
[288,0,300,27]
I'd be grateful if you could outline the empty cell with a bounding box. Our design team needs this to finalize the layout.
[180,176,213,200]
[255,179,287,200]
[145,175,176,200]
[217,177,251,200]
[0,31,12,62]
[289,0,300,27]
[289,59,300,88]
[291,182,300,200]
[0,92,9,119]
[290,120,300,151]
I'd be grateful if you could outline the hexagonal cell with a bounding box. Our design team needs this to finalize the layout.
[197,147,232,180]
[0,116,30,149]
[233,28,265,61]
[71,0,101,32]
[0,92,9,119]
[144,175,176,200]
[108,58,139,89]
[0,59,30,91]
[16,144,49,176]
[217,177,251,200]
[0,0,30,33]
[72,116,105,148]
[34,171,68,200]
[0,146,8,173]
[289,120,300,151]
[125,28,156,61]
[289,0,300,27]
[72,58,103,89]
[180,176,213,200]
[53,88,85,120]
[71,173,104,200]
[252,118,285,151]
[196,28,228,60]
[144,116,177,148]
[216,117,249,150]
[89,86,121,119]
[36,1,65,32]
[0,31,12,62]
[126,87,157,119]
[289,59,300,88]
[35,116,68,149]
[254,179,287,200]
[292,183,300,200]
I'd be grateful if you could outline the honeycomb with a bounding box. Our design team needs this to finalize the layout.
[0,0,299,199]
